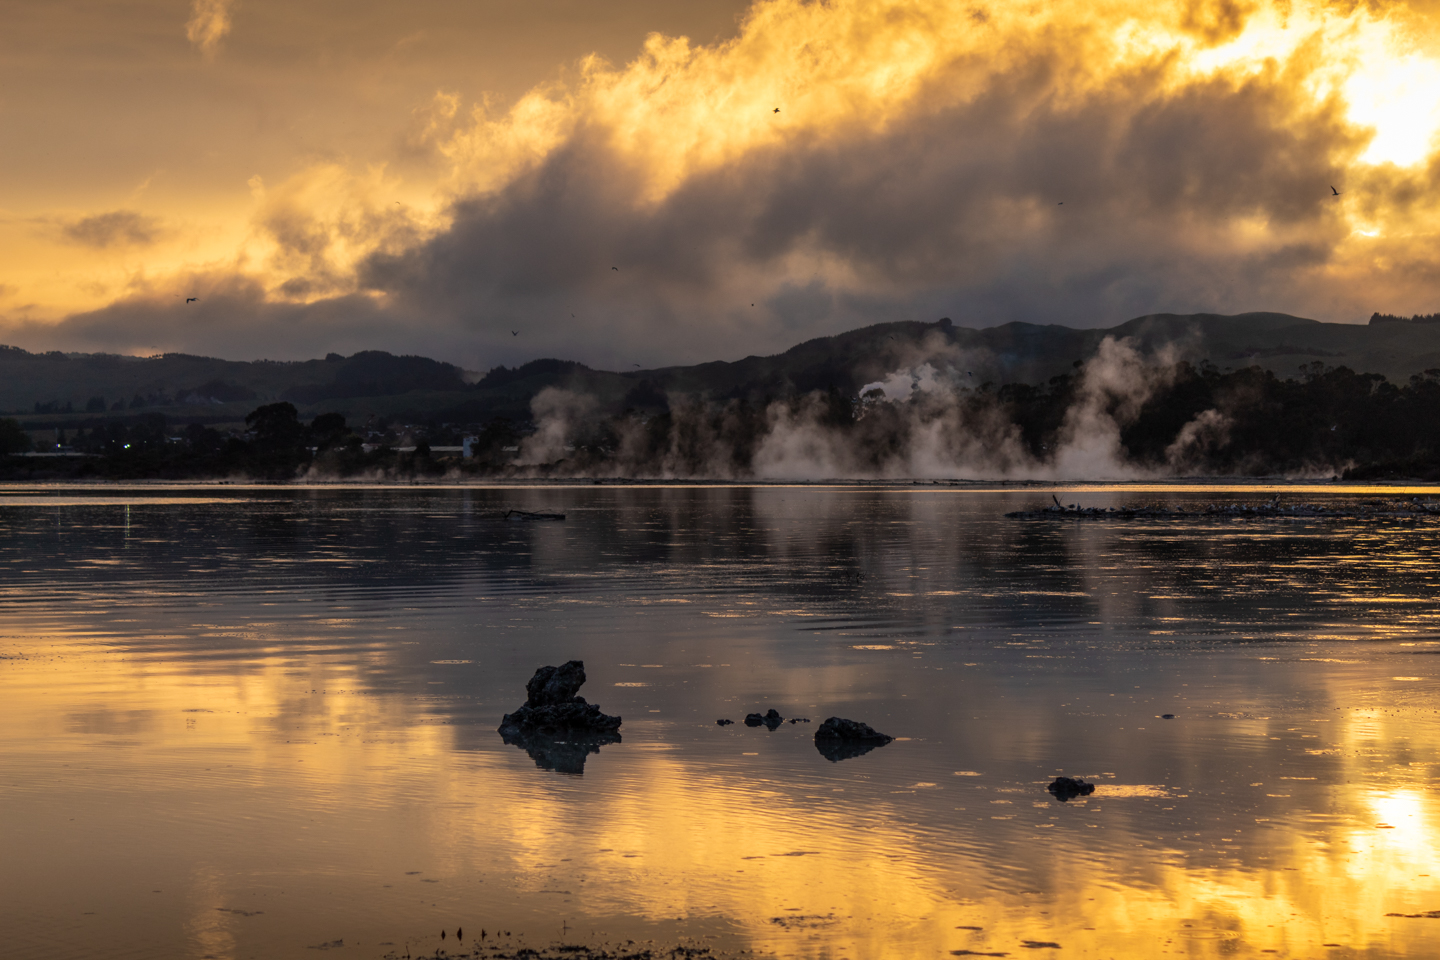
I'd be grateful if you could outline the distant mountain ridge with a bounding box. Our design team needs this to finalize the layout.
[8,311,1440,428]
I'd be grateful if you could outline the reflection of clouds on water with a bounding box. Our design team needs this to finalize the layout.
[4,486,1440,957]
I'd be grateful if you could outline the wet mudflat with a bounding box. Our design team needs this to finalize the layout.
[3,482,1440,960]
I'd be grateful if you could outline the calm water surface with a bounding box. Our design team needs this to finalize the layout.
[3,483,1440,960]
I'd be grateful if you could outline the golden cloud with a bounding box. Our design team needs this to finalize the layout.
[17,0,1440,364]
[186,0,235,58]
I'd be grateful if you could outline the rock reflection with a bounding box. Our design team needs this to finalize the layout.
[813,738,888,762]
[498,727,622,775]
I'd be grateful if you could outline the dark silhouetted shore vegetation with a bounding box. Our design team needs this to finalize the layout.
[3,358,1440,480]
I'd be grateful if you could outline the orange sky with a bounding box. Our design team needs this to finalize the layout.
[4,0,1440,368]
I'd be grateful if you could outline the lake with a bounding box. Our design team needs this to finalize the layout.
[3,482,1440,960]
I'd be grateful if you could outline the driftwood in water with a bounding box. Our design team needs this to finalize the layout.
[477,509,567,521]
[1008,498,1440,520]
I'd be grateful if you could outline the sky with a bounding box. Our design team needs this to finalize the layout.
[4,0,1440,370]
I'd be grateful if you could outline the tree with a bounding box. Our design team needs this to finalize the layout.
[0,418,31,455]
[245,402,303,451]
[245,402,307,477]
[309,412,348,451]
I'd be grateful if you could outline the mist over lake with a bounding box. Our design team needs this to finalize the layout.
[3,482,1440,959]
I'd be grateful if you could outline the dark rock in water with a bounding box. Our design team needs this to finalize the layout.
[745,708,784,730]
[716,719,734,726]
[497,660,621,735]
[1162,713,1175,719]
[1047,776,1095,801]
[787,717,811,724]
[524,660,588,707]
[499,726,620,775]
[814,716,893,742]
[813,716,893,761]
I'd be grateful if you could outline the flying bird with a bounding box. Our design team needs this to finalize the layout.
[632,363,640,367]
[1331,185,1341,196]
[612,266,618,271]
[186,297,197,303]
[773,107,780,113]
[511,330,519,337]
[1057,202,1063,205]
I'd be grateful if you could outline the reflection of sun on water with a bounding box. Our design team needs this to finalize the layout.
[8,628,1440,957]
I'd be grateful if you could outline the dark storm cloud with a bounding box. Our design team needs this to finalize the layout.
[21,0,1440,366]
[28,274,414,361]
[61,210,165,249]
[345,43,1370,368]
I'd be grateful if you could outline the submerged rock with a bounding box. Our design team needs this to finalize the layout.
[716,719,734,726]
[745,709,784,730]
[813,716,893,762]
[497,660,622,739]
[1046,776,1095,801]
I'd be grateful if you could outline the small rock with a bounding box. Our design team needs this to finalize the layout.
[745,708,784,730]
[1046,776,1095,801]
[787,717,810,724]
[716,719,734,726]
[1161,713,1175,719]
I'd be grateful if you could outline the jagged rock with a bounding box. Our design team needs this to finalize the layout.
[787,717,811,724]
[527,661,587,706]
[1047,776,1095,801]
[497,660,622,739]
[745,709,784,730]
[716,719,734,726]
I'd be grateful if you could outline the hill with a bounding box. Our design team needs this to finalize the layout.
[8,311,1440,432]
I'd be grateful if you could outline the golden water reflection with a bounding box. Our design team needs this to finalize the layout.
[4,636,1439,959]
[3,485,1440,959]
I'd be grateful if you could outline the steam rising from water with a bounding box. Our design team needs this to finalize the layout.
[517,336,1239,480]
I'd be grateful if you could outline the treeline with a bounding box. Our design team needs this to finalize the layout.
[0,403,525,481]
[31,379,262,414]
[5,361,1440,479]
[514,360,1440,478]
[1012,360,1440,477]
[1369,312,1440,326]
